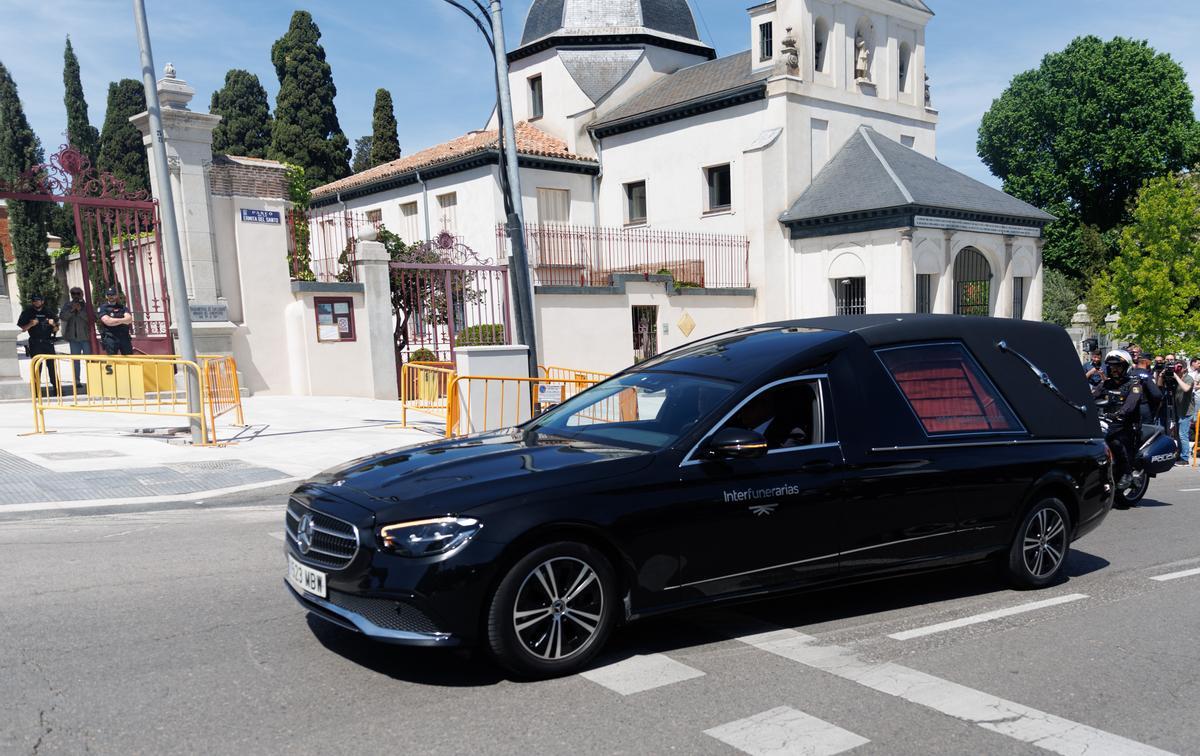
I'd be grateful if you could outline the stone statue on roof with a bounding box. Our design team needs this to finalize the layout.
[776,27,799,76]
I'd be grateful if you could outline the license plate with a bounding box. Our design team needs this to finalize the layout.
[287,554,327,599]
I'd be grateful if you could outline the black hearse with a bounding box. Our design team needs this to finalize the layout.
[284,315,1111,677]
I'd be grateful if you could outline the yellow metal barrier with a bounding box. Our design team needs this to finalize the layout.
[400,362,457,427]
[444,374,602,438]
[29,353,245,445]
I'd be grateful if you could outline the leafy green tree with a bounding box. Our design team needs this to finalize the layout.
[63,36,99,165]
[351,135,373,173]
[269,11,350,188]
[1041,267,1080,327]
[1102,174,1200,354]
[0,61,57,307]
[97,79,150,195]
[978,36,1200,277]
[369,88,401,167]
[210,69,273,158]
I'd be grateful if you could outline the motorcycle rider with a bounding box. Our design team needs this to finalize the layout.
[1093,350,1141,495]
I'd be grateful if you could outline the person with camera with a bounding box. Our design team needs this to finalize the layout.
[1083,348,1105,387]
[97,287,134,356]
[58,286,92,391]
[1093,350,1143,494]
[17,293,59,393]
[1158,354,1194,463]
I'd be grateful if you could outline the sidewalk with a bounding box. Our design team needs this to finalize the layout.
[0,394,441,514]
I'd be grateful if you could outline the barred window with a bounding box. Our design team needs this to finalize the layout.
[834,277,866,315]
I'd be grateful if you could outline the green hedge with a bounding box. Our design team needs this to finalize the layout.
[454,323,506,347]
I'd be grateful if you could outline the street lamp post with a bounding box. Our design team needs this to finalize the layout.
[441,0,539,379]
[132,0,203,444]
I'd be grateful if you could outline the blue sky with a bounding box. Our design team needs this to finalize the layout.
[0,0,1196,189]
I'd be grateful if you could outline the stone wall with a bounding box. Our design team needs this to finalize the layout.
[209,155,290,200]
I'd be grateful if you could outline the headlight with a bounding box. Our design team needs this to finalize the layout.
[378,517,482,557]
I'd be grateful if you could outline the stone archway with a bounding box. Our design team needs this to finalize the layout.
[953,246,992,316]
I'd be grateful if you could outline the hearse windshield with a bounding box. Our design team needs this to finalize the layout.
[525,372,735,451]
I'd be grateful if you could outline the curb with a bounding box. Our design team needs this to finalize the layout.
[0,475,303,518]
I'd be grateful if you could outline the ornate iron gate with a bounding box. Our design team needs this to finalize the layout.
[390,234,511,384]
[954,247,992,316]
[0,146,171,354]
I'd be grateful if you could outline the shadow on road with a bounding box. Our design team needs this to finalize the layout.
[304,549,1112,686]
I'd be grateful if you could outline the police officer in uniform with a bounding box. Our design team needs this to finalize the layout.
[17,293,59,392]
[1092,349,1141,495]
[96,287,134,356]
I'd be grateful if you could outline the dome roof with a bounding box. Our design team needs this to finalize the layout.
[520,0,703,47]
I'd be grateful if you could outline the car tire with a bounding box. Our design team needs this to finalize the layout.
[485,541,616,678]
[1006,497,1071,589]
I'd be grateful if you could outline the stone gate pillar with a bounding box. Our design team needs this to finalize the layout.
[131,64,236,354]
[354,231,399,401]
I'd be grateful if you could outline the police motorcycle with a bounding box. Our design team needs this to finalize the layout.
[1095,353,1179,506]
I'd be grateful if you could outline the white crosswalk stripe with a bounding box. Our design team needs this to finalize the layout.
[733,625,1176,756]
[1150,566,1200,582]
[887,593,1088,640]
[704,706,869,756]
[579,652,705,695]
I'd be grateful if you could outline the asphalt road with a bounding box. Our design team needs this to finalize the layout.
[3,467,1199,755]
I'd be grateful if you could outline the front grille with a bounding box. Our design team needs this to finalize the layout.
[327,591,440,634]
[286,499,359,570]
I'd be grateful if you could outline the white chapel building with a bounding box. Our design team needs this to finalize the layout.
[310,0,1053,374]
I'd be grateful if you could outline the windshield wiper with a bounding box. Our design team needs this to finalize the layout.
[996,340,1087,415]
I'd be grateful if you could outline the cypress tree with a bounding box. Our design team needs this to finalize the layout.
[63,36,99,165]
[369,88,400,167]
[351,135,373,173]
[97,79,150,195]
[211,69,273,158]
[269,11,350,188]
[0,61,58,307]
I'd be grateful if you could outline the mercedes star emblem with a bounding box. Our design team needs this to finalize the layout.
[297,513,315,554]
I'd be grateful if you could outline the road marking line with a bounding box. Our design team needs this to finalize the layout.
[733,625,1175,756]
[1150,567,1200,582]
[887,593,1088,641]
[267,531,285,541]
[579,652,704,695]
[1179,488,1200,492]
[704,706,869,756]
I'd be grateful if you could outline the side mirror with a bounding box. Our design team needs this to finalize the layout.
[703,427,768,460]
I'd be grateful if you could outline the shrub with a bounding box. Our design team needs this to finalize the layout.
[408,347,437,363]
[454,324,505,347]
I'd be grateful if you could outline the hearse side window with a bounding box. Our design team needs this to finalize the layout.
[721,379,831,450]
[877,343,1023,436]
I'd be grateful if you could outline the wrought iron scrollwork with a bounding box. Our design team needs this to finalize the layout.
[0,145,152,202]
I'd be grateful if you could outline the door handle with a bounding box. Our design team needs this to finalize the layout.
[800,460,835,474]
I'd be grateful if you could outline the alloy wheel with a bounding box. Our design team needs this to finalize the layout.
[1022,508,1067,578]
[512,556,604,661]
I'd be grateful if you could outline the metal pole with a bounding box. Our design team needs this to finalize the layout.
[489,0,539,379]
[133,0,203,444]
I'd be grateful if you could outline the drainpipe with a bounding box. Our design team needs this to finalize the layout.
[417,170,432,242]
[587,128,604,276]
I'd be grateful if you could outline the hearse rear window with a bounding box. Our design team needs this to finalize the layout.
[877,343,1023,436]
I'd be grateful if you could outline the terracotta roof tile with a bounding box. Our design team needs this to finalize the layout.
[311,121,594,200]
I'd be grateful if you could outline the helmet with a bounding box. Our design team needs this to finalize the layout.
[1104,350,1132,374]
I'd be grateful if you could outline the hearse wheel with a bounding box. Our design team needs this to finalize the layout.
[1007,497,1071,589]
[486,542,616,678]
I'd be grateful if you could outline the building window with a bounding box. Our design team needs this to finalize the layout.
[314,297,356,343]
[400,201,419,242]
[916,273,933,313]
[536,188,570,224]
[834,277,866,315]
[954,246,992,315]
[704,164,732,213]
[877,343,1023,436]
[901,135,915,149]
[814,18,830,73]
[759,22,774,62]
[899,42,913,93]
[529,75,544,120]
[437,192,457,233]
[624,181,647,225]
[1012,276,1027,319]
[365,208,382,224]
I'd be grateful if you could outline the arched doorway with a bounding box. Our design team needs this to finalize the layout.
[954,247,991,316]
